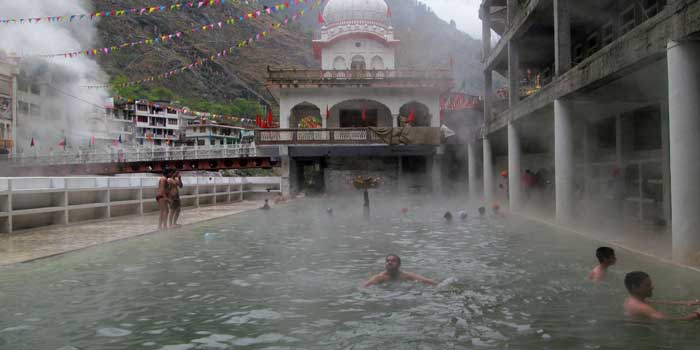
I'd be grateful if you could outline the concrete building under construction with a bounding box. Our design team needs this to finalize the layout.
[477,0,700,262]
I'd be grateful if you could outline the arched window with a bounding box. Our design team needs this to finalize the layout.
[370,56,384,70]
[350,55,366,70]
[333,56,347,70]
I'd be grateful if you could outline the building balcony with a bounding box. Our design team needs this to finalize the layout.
[266,69,453,89]
[255,127,441,146]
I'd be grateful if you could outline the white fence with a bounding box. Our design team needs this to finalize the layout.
[3,144,257,167]
[0,176,281,233]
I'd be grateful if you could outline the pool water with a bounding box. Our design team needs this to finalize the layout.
[1,196,699,349]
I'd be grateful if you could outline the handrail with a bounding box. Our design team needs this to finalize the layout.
[0,144,257,166]
[267,69,453,81]
[255,128,387,145]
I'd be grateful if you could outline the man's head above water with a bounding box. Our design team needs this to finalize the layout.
[625,271,652,298]
[385,254,401,275]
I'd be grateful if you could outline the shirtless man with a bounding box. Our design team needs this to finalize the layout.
[588,247,616,282]
[623,271,700,321]
[168,170,183,228]
[362,254,438,287]
[156,169,172,230]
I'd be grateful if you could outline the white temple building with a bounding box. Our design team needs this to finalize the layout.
[262,0,454,195]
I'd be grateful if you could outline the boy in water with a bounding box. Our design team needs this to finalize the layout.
[588,247,616,282]
[362,254,438,287]
[623,271,700,320]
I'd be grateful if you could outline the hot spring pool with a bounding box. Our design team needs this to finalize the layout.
[1,196,699,349]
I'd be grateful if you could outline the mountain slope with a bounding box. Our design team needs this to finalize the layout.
[94,0,483,104]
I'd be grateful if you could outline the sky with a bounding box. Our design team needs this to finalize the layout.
[421,0,482,39]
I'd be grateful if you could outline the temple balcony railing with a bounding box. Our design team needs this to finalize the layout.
[255,127,441,146]
[266,69,454,88]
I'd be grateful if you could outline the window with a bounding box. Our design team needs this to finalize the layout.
[585,32,600,57]
[333,56,347,70]
[632,106,661,151]
[339,109,377,127]
[30,104,40,117]
[350,55,366,70]
[620,5,636,34]
[573,44,584,64]
[370,56,384,70]
[168,119,178,125]
[137,116,148,123]
[642,0,661,18]
[595,117,616,150]
[601,21,614,46]
[137,104,148,111]
[18,101,29,115]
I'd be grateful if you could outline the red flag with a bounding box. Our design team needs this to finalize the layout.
[30,137,35,147]
[326,105,330,120]
[407,109,415,123]
[261,119,267,128]
[267,109,273,127]
[386,5,391,17]
[317,11,325,24]
[58,138,66,147]
[361,107,366,121]
[90,135,95,145]
[255,114,261,127]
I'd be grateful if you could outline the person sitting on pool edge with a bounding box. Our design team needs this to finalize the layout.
[588,246,616,282]
[623,271,700,321]
[260,199,270,210]
[362,254,438,288]
[443,211,453,223]
[478,207,486,216]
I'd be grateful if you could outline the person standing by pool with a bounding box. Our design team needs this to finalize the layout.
[362,254,438,287]
[156,169,172,230]
[168,170,183,228]
[588,247,616,282]
[363,186,370,219]
[260,199,271,210]
[623,271,700,321]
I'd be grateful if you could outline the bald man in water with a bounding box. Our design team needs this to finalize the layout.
[362,254,438,287]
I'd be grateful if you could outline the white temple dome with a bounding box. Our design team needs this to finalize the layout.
[323,0,390,26]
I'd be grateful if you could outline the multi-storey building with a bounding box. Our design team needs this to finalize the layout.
[0,53,19,155]
[477,0,700,262]
[132,100,180,146]
[182,121,253,146]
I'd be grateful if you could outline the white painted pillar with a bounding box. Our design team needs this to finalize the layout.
[668,40,700,262]
[508,122,522,210]
[554,99,575,224]
[660,101,671,230]
[483,136,494,205]
[432,147,443,194]
[468,141,478,198]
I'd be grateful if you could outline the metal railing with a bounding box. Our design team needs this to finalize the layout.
[256,128,386,145]
[2,144,257,166]
[267,68,453,82]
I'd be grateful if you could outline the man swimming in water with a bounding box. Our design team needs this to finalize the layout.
[588,246,616,282]
[623,271,700,321]
[362,254,438,287]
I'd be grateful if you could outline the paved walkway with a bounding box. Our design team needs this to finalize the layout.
[0,201,262,266]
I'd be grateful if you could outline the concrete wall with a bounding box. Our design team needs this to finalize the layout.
[0,176,281,233]
[323,157,399,193]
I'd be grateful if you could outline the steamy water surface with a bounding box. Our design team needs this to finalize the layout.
[1,196,700,349]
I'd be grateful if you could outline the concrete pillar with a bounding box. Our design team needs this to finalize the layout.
[468,141,478,198]
[392,114,399,128]
[508,41,520,107]
[555,99,575,224]
[667,40,700,262]
[483,136,494,205]
[582,121,592,198]
[280,155,296,197]
[554,0,572,76]
[508,122,522,210]
[507,0,518,26]
[615,114,622,166]
[484,70,493,121]
[481,6,491,59]
[660,101,671,230]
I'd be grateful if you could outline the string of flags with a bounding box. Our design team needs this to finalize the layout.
[0,0,249,25]
[82,0,322,89]
[35,0,305,59]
